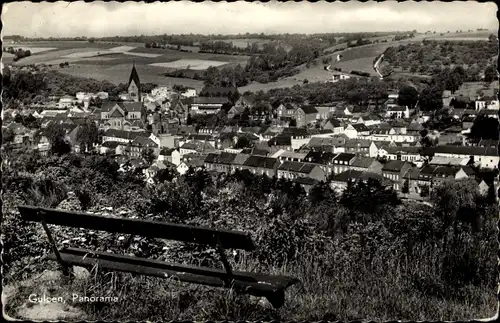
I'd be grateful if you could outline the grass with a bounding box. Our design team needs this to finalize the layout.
[4,243,497,321]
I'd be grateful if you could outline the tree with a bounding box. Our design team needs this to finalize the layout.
[402,179,410,194]
[469,116,499,140]
[76,121,99,153]
[398,85,419,108]
[186,113,193,125]
[46,123,71,156]
[234,136,250,149]
[289,119,297,127]
[141,147,156,165]
[419,85,443,111]
[488,33,498,42]
[483,65,498,82]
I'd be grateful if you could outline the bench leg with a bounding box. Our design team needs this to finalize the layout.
[266,289,285,309]
[39,216,72,277]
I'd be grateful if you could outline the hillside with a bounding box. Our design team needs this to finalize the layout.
[382,40,497,76]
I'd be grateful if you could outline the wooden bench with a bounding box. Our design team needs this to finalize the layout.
[18,205,299,308]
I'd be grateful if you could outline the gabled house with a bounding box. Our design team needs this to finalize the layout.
[432,145,499,169]
[276,102,298,119]
[296,106,319,127]
[331,153,357,174]
[386,105,410,119]
[277,161,326,182]
[204,152,238,173]
[382,160,412,191]
[323,118,344,134]
[241,155,280,177]
[350,156,383,174]
[126,136,159,159]
[357,115,381,127]
[344,139,378,157]
[344,123,370,138]
[158,148,182,166]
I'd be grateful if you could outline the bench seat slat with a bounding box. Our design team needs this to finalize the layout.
[47,251,298,300]
[48,248,299,291]
[18,205,255,251]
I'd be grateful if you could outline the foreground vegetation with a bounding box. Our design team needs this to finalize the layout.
[2,147,497,320]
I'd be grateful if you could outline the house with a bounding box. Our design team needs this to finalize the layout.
[277,161,326,182]
[126,136,159,159]
[331,153,357,174]
[314,105,332,120]
[144,160,168,184]
[274,150,308,162]
[227,105,246,119]
[357,115,381,127]
[432,145,499,169]
[330,71,351,83]
[230,153,251,173]
[350,156,383,174]
[429,156,469,166]
[330,170,388,193]
[296,106,318,127]
[382,160,412,191]
[204,152,237,173]
[323,118,344,134]
[268,135,292,153]
[276,102,298,119]
[234,95,256,111]
[303,150,337,175]
[402,167,421,196]
[190,97,229,115]
[181,89,197,98]
[477,109,499,119]
[179,140,216,156]
[102,129,148,143]
[344,139,378,157]
[307,136,346,153]
[158,148,182,166]
[418,165,472,188]
[344,123,370,138]
[385,146,422,164]
[241,155,280,177]
[59,95,75,109]
[442,90,453,108]
[386,105,410,119]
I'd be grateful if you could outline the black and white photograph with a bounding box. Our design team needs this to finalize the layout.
[1,1,499,321]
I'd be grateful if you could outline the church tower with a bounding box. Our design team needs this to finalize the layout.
[128,63,141,102]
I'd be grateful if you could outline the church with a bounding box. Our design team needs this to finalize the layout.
[127,63,141,102]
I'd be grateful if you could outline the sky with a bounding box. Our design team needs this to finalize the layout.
[2,1,498,37]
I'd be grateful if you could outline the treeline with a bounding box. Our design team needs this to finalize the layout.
[3,47,32,61]
[383,40,497,77]
[246,77,405,107]
[2,69,132,106]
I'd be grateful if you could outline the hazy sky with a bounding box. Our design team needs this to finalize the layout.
[2,1,498,37]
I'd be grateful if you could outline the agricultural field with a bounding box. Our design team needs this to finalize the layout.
[4,41,249,89]
[422,30,493,41]
[53,62,205,91]
[150,59,229,70]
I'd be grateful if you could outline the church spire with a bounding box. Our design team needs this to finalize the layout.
[128,63,141,102]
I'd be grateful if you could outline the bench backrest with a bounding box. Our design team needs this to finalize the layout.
[18,205,255,251]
